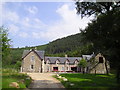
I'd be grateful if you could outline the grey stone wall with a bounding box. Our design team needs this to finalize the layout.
[22,51,42,72]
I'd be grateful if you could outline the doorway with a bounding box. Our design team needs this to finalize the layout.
[71,67,77,72]
[53,67,58,71]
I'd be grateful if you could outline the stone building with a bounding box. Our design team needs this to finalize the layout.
[88,53,110,74]
[21,49,110,74]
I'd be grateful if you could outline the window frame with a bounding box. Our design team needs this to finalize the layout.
[31,55,34,61]
[31,65,34,69]
[99,57,104,63]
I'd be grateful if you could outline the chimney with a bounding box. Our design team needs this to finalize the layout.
[65,54,68,58]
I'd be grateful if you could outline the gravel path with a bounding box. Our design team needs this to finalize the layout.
[27,73,65,89]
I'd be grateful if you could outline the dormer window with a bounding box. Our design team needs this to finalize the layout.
[56,60,60,64]
[31,56,34,61]
[75,60,78,64]
[47,60,50,64]
[66,60,69,64]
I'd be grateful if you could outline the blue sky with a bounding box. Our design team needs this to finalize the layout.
[1,2,93,48]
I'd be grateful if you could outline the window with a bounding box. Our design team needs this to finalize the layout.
[66,67,68,70]
[99,57,103,63]
[47,66,49,71]
[62,67,64,71]
[31,56,34,61]
[31,65,34,69]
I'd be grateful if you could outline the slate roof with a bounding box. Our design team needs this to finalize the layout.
[22,50,45,59]
[82,54,93,61]
[45,57,82,64]
[22,50,93,64]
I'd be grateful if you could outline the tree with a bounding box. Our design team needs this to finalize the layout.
[75,1,120,18]
[14,61,21,71]
[78,58,87,74]
[75,1,120,83]
[0,26,12,65]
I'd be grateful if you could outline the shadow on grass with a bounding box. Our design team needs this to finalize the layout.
[58,73,119,89]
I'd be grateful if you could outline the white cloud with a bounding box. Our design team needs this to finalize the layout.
[31,4,93,41]
[21,17,47,30]
[27,6,38,14]
[8,24,19,35]
[5,11,19,23]
[19,32,29,38]
[2,3,94,47]
[22,17,30,27]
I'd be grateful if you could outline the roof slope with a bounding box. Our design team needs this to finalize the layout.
[22,50,45,59]
[22,50,93,63]
[45,57,82,64]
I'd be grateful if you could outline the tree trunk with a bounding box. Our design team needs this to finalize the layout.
[105,59,109,75]
[82,67,85,74]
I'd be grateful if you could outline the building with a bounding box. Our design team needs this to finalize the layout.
[21,49,110,74]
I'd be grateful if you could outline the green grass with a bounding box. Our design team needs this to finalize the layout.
[2,68,32,89]
[55,73,120,89]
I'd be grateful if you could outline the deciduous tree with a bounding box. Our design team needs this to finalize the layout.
[0,26,12,65]
[75,1,120,83]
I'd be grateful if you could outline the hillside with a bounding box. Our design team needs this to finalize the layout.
[45,33,83,56]
[10,32,93,64]
[45,33,93,57]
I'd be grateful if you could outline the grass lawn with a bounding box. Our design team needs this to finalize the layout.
[55,73,120,89]
[2,68,32,89]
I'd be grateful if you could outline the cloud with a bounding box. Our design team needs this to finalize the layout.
[21,17,47,30]
[19,32,29,38]
[22,17,30,27]
[31,4,93,41]
[8,24,19,35]
[27,6,38,14]
[4,11,19,23]
[2,3,94,47]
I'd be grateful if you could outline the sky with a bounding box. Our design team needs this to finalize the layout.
[1,1,94,48]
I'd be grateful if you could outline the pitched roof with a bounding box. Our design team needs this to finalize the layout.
[45,57,82,64]
[22,50,45,59]
[22,50,93,63]
[82,54,94,60]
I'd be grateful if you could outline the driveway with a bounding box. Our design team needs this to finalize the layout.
[27,73,65,89]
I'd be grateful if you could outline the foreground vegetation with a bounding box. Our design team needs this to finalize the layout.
[2,69,32,89]
[55,73,119,89]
